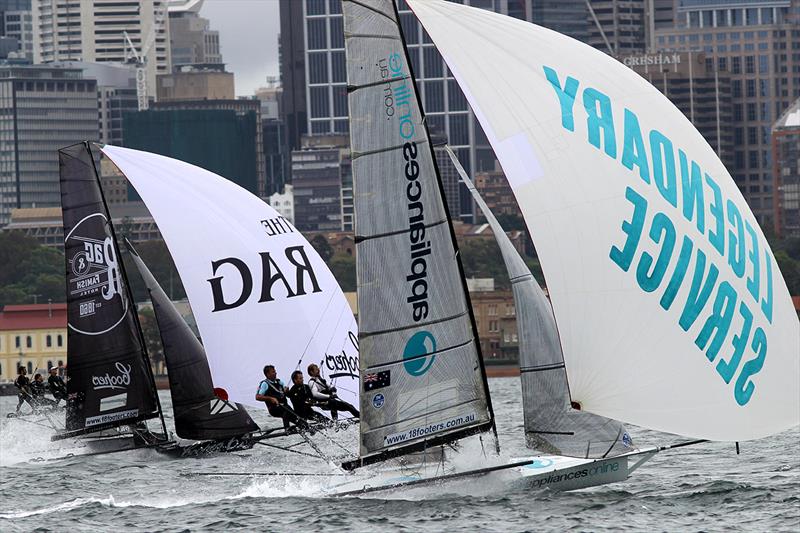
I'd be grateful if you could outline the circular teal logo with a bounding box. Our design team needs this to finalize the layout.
[403,331,437,376]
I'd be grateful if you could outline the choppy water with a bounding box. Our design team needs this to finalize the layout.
[1,378,798,532]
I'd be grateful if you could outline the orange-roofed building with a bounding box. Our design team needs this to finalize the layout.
[0,304,67,380]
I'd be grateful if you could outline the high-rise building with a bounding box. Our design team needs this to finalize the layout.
[31,0,171,102]
[772,98,800,237]
[532,0,588,41]
[256,81,289,196]
[654,0,800,225]
[291,133,349,232]
[0,0,33,61]
[282,0,536,223]
[167,0,221,66]
[278,0,306,155]
[123,100,264,196]
[587,0,648,55]
[0,65,98,227]
[156,64,234,101]
[267,183,294,225]
[622,50,735,171]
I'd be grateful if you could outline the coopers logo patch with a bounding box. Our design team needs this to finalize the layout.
[403,331,436,376]
[66,212,128,335]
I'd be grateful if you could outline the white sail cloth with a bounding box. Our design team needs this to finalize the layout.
[102,145,359,411]
[408,0,799,441]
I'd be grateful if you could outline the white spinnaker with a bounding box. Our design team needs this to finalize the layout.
[408,0,799,441]
[102,145,359,411]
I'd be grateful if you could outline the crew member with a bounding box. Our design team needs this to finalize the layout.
[48,367,67,405]
[14,367,32,414]
[287,371,329,424]
[255,365,307,432]
[307,363,359,420]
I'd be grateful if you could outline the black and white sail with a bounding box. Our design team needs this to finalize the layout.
[127,243,261,441]
[446,147,632,458]
[57,143,161,436]
[343,0,495,468]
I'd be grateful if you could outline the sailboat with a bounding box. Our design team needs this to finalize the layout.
[126,241,267,457]
[48,142,171,457]
[322,0,799,493]
[98,144,361,451]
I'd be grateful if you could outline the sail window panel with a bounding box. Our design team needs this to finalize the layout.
[351,152,447,237]
[329,0,342,15]
[400,12,419,44]
[359,314,473,368]
[356,225,469,333]
[448,114,469,146]
[306,0,325,16]
[308,52,329,84]
[447,80,467,112]
[407,47,421,80]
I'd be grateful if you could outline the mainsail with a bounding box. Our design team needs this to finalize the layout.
[343,0,495,466]
[101,145,359,412]
[408,0,800,441]
[446,147,631,458]
[57,143,161,435]
[127,243,261,441]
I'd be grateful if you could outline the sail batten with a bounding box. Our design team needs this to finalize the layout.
[409,0,800,441]
[344,0,494,463]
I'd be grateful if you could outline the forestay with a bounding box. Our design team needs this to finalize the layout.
[447,147,632,458]
[343,0,494,463]
[128,243,261,441]
[58,143,160,435]
[409,0,800,441]
[102,145,359,411]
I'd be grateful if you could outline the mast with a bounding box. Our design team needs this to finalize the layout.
[342,0,496,470]
[56,142,163,439]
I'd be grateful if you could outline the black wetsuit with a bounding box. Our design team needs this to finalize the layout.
[14,375,32,413]
[257,378,307,431]
[48,374,67,402]
[287,383,328,423]
[309,376,360,420]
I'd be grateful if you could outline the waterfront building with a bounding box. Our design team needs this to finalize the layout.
[0,65,98,227]
[291,134,348,232]
[772,98,800,237]
[256,81,290,196]
[155,64,234,101]
[587,0,648,55]
[654,0,800,226]
[467,278,519,363]
[533,0,588,41]
[0,303,66,381]
[266,183,294,225]
[31,0,171,100]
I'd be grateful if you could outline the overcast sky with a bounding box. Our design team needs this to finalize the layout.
[200,0,281,96]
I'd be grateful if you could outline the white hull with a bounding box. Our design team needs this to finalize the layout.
[325,448,658,496]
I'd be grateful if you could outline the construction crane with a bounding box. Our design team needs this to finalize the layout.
[123,1,168,111]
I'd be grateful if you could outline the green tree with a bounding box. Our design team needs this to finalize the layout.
[0,232,65,305]
[310,234,334,262]
[328,253,356,292]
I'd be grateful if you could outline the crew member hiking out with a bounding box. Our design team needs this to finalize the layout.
[307,363,359,420]
[255,365,308,432]
[13,367,33,414]
[48,367,67,405]
[287,371,329,425]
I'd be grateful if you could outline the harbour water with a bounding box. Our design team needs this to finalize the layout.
[1,378,798,532]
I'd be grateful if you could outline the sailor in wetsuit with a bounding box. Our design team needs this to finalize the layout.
[255,365,308,432]
[48,367,67,405]
[307,364,359,420]
[287,371,329,425]
[14,367,33,414]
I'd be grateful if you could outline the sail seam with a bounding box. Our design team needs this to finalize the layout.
[345,33,401,41]
[359,310,467,338]
[365,338,474,370]
[354,217,447,244]
[526,430,576,435]
[520,362,565,373]
[347,75,410,93]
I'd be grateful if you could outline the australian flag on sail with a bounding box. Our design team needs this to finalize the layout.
[363,370,390,392]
